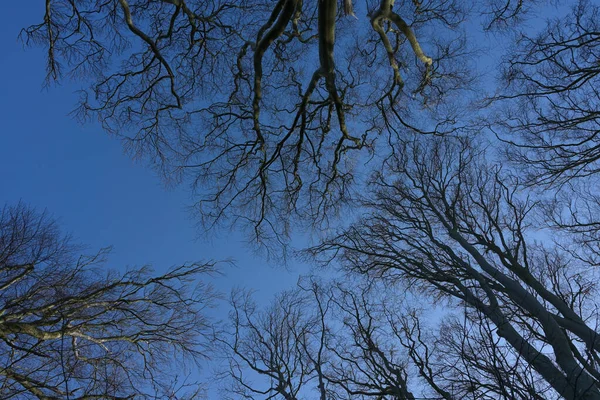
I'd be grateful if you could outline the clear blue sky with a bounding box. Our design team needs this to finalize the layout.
[0,1,568,397]
[0,1,559,317]
[0,4,305,309]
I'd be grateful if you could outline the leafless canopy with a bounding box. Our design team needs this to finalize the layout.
[0,203,217,399]
[23,0,476,246]
[219,274,571,399]
[494,0,600,186]
[311,137,600,399]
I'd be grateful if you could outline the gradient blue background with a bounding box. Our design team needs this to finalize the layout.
[0,4,306,316]
[0,2,563,396]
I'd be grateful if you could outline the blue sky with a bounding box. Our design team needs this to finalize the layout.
[0,1,572,398]
[0,3,305,310]
[0,0,561,325]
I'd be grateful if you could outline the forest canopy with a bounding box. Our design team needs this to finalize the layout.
[14,0,600,398]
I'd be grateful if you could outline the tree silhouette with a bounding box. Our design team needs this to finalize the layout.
[312,137,600,399]
[23,0,475,246]
[0,203,217,399]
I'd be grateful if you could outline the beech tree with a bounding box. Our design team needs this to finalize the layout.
[219,281,425,399]
[220,275,565,399]
[24,1,576,247]
[0,203,216,399]
[219,288,322,399]
[22,0,487,245]
[220,137,600,399]
[17,1,600,398]
[494,0,600,186]
[311,137,600,399]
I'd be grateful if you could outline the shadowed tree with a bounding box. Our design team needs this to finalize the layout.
[494,0,600,186]
[220,275,569,399]
[489,0,600,279]
[311,137,600,399]
[217,285,330,400]
[22,0,480,248]
[15,2,600,398]
[0,203,218,399]
[430,308,556,399]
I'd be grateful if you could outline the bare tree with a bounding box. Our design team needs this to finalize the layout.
[217,285,331,400]
[16,2,600,398]
[494,0,600,186]
[325,282,422,400]
[311,136,600,399]
[222,275,559,399]
[480,0,547,31]
[0,203,217,399]
[22,0,477,247]
[430,308,556,399]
